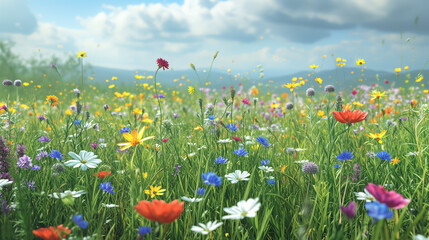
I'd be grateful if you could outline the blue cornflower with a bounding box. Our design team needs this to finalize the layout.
[31,165,41,170]
[158,94,165,98]
[234,146,248,156]
[215,156,228,164]
[337,151,354,161]
[197,187,206,196]
[257,136,270,147]
[49,150,63,160]
[202,172,222,187]
[267,179,275,185]
[73,214,88,229]
[74,120,81,125]
[208,115,216,121]
[100,182,115,194]
[120,127,130,134]
[376,151,391,161]
[261,159,270,166]
[334,164,341,169]
[138,226,152,237]
[365,201,393,221]
[226,124,238,131]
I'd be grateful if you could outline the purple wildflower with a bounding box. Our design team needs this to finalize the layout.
[36,151,49,160]
[38,136,51,143]
[0,135,13,182]
[31,165,41,170]
[91,142,98,150]
[341,201,356,219]
[172,163,181,176]
[16,143,26,158]
[17,155,31,169]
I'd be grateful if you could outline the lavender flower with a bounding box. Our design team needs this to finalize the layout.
[350,163,361,182]
[36,151,49,160]
[15,143,26,158]
[38,136,51,143]
[173,163,181,176]
[0,135,13,181]
[17,155,32,169]
[31,165,41,171]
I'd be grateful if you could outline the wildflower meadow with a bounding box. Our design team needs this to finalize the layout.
[0,40,428,240]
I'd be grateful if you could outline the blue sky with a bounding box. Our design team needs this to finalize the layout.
[1,0,428,76]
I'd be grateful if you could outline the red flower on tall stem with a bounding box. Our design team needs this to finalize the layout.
[332,109,368,124]
[134,199,184,223]
[156,58,169,70]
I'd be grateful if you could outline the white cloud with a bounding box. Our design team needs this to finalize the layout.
[2,0,429,74]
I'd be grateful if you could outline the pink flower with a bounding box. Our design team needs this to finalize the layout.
[351,90,358,95]
[365,183,410,209]
[161,138,169,143]
[156,58,169,70]
[231,136,242,142]
[241,98,250,105]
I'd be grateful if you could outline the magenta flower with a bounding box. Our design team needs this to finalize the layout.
[340,201,356,219]
[365,183,410,209]
[156,58,169,70]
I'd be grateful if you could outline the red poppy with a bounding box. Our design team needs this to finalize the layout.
[93,171,111,178]
[33,225,71,240]
[351,90,358,95]
[222,86,226,90]
[231,136,242,141]
[384,80,389,84]
[365,183,410,209]
[161,138,169,143]
[333,109,368,124]
[134,199,184,223]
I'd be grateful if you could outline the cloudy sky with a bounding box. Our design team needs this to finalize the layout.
[0,0,428,75]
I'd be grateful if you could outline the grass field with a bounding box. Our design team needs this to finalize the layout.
[0,51,428,240]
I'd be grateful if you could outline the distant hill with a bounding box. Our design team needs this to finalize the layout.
[87,65,427,93]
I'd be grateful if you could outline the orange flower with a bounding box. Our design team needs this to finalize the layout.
[33,225,71,240]
[134,199,184,223]
[46,95,59,107]
[332,109,368,124]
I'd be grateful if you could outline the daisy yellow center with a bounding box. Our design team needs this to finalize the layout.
[237,178,242,180]
[81,160,87,163]
[241,212,247,216]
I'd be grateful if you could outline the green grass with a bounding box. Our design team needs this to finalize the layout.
[0,54,428,240]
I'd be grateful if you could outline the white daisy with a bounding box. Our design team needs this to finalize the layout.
[0,179,13,189]
[181,196,203,203]
[47,190,86,199]
[354,189,375,202]
[191,220,223,235]
[222,198,261,220]
[258,166,274,173]
[64,150,102,171]
[217,139,232,143]
[225,170,251,184]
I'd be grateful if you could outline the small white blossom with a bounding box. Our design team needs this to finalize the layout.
[222,198,261,220]
[191,220,223,235]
